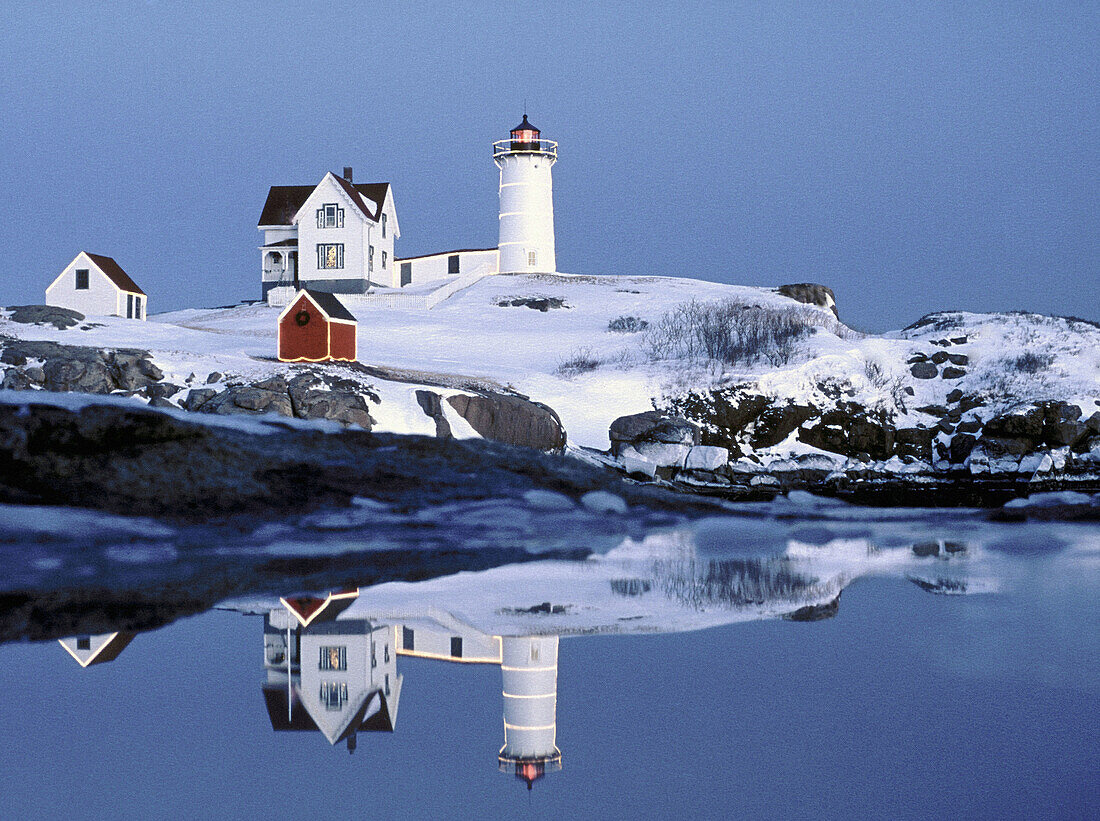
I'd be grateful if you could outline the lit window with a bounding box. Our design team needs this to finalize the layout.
[316,203,344,229]
[528,250,537,267]
[382,213,387,238]
[448,255,460,275]
[318,244,344,269]
[320,681,348,711]
[319,645,347,671]
[75,269,89,290]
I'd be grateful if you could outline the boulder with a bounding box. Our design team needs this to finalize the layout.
[109,352,164,391]
[142,383,183,401]
[930,351,950,365]
[776,283,838,317]
[284,373,371,429]
[1041,402,1086,447]
[630,441,690,468]
[42,358,116,394]
[798,404,895,460]
[945,389,964,404]
[949,433,977,464]
[749,403,816,449]
[206,372,223,384]
[609,411,700,453]
[915,404,949,418]
[447,392,566,453]
[985,407,1045,441]
[910,362,938,379]
[201,385,294,417]
[941,366,966,380]
[684,445,730,471]
[978,436,1033,458]
[956,419,982,434]
[182,388,217,412]
[947,353,969,366]
[6,305,84,329]
[895,427,934,462]
[415,389,453,439]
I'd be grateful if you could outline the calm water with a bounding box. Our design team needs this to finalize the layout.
[1,557,1096,820]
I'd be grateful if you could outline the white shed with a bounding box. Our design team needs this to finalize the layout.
[46,252,148,320]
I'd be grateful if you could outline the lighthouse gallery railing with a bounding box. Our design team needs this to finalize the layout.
[492,139,558,159]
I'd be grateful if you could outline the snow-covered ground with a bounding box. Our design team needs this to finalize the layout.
[3,273,1098,463]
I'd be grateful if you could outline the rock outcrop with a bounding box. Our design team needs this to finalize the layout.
[446,392,566,453]
[776,284,838,317]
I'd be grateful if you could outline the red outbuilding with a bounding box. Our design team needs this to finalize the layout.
[277,289,358,362]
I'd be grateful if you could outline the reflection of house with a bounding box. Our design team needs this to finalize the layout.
[58,632,136,667]
[262,598,401,751]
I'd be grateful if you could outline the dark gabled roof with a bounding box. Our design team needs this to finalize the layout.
[258,178,390,226]
[511,114,539,134]
[302,289,357,323]
[262,238,299,248]
[85,253,145,295]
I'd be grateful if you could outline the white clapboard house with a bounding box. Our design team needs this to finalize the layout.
[258,168,399,300]
[46,252,147,320]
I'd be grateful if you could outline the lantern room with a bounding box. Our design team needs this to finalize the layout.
[509,114,541,151]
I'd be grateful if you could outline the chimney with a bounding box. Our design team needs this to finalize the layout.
[343,166,353,183]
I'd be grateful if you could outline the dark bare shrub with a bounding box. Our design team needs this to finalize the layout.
[608,316,649,333]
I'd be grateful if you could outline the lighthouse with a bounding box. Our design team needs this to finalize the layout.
[493,115,558,275]
[498,635,562,789]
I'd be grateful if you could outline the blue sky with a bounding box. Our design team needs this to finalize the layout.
[0,1,1096,330]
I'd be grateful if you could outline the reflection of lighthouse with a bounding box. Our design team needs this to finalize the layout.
[498,636,562,789]
[493,115,558,274]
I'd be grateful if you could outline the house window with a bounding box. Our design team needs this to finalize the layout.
[528,250,537,267]
[77,637,90,650]
[531,644,540,662]
[317,244,344,270]
[136,297,143,320]
[448,255,460,275]
[75,269,89,290]
[385,674,390,696]
[371,641,377,669]
[317,203,344,229]
[319,645,347,671]
[384,644,390,663]
[450,636,463,658]
[127,294,134,319]
[400,262,412,286]
[320,681,348,711]
[402,626,414,651]
[368,245,374,273]
[381,251,387,269]
[381,213,387,238]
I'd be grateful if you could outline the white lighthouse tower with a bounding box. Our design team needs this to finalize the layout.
[498,635,562,790]
[493,115,558,275]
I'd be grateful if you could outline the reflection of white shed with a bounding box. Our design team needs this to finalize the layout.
[58,632,136,667]
[46,252,147,320]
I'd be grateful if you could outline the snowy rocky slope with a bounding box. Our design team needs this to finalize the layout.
[2,273,1099,496]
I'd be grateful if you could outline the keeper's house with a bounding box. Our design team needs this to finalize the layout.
[46,252,147,320]
[277,288,357,362]
[258,168,398,299]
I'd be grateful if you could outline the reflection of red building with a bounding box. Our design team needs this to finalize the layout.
[276,289,357,362]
